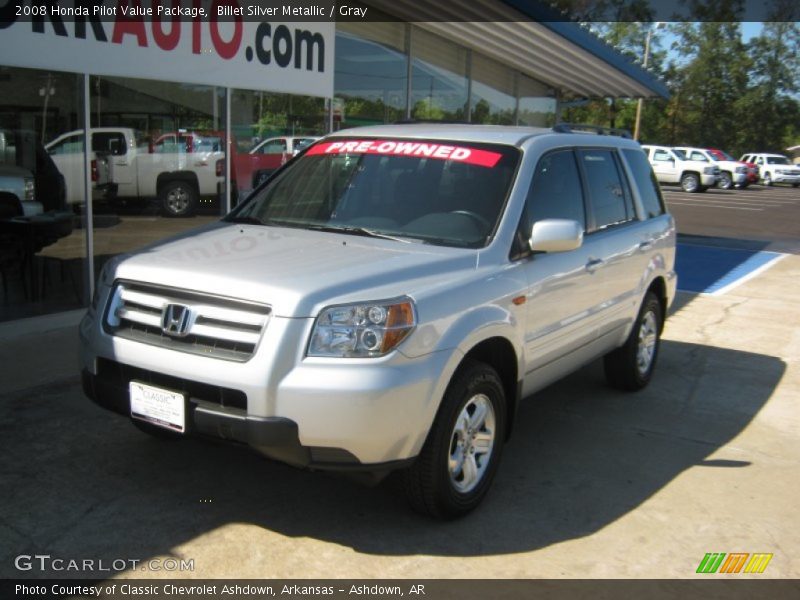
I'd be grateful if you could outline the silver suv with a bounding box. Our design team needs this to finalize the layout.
[80,124,677,518]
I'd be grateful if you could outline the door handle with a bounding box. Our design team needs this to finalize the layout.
[585,258,604,273]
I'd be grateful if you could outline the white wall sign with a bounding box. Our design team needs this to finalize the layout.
[0,0,334,97]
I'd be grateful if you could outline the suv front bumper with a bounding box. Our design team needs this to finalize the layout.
[80,310,452,469]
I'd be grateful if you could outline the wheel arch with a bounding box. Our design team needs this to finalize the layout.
[646,276,668,333]
[156,171,199,194]
[459,336,520,441]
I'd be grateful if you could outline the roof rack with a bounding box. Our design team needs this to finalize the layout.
[552,123,632,139]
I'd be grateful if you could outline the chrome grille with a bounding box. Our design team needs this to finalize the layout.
[104,281,270,362]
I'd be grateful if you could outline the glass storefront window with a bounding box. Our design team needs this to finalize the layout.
[410,27,468,122]
[470,53,517,125]
[517,74,557,127]
[87,76,226,292]
[0,66,86,321]
[335,22,408,128]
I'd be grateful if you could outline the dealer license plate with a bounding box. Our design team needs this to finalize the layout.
[129,381,186,433]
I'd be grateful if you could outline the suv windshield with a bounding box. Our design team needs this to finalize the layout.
[228,138,519,248]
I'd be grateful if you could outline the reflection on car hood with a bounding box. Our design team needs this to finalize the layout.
[114,222,477,317]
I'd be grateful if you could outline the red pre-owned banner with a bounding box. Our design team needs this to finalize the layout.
[305,140,503,168]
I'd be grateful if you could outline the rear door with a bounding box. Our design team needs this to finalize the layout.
[579,148,660,342]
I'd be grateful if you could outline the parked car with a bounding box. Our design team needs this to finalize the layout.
[739,153,800,187]
[672,147,748,190]
[48,128,227,217]
[244,135,320,189]
[1,128,68,216]
[641,144,719,192]
[154,131,320,197]
[708,148,757,186]
[81,123,677,518]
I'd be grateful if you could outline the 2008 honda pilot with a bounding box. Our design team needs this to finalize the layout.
[80,124,677,518]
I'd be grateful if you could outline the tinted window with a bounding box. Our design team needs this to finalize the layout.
[766,156,789,165]
[623,149,665,219]
[653,149,672,162]
[524,149,585,230]
[579,149,632,231]
[92,132,127,156]
[258,139,287,154]
[689,151,708,162]
[48,135,83,155]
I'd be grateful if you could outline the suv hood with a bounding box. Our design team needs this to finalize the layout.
[114,222,477,317]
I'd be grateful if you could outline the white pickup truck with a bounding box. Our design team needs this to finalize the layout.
[641,144,719,193]
[673,146,748,190]
[47,128,225,217]
[44,131,112,209]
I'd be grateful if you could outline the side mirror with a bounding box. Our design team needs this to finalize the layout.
[529,219,583,253]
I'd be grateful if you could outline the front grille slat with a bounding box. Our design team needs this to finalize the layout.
[105,281,270,363]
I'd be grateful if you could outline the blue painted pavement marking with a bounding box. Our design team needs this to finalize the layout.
[676,244,785,295]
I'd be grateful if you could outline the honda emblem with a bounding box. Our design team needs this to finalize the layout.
[162,304,191,337]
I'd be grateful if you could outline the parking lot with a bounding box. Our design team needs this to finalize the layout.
[664,184,800,253]
[0,183,799,581]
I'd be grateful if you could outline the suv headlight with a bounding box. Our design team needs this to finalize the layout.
[308,297,416,358]
[703,166,716,175]
[24,177,35,202]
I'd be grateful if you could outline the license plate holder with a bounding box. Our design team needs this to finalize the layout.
[129,381,186,434]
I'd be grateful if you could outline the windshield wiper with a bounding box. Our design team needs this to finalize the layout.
[226,215,265,225]
[306,224,412,243]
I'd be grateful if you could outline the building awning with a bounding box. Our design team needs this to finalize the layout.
[365,0,669,99]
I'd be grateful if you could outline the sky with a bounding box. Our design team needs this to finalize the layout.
[653,22,764,66]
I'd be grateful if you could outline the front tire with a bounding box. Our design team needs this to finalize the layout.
[160,180,198,217]
[403,360,506,519]
[604,291,663,391]
[763,172,773,186]
[680,172,701,193]
[718,171,733,190]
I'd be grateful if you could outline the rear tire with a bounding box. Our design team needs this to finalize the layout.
[403,360,506,519]
[160,180,198,217]
[604,291,663,391]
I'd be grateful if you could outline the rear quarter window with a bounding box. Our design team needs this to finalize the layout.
[623,148,665,218]
[579,149,634,231]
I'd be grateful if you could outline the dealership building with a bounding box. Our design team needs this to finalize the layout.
[0,0,667,324]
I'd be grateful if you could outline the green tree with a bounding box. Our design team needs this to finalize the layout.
[734,21,800,153]
[666,19,750,150]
